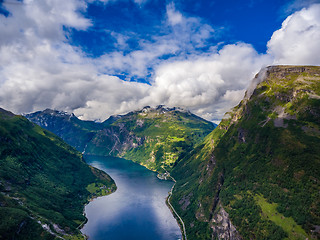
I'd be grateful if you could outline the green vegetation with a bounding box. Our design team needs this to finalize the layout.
[86,182,113,198]
[170,66,320,239]
[255,194,308,240]
[89,107,215,172]
[0,108,116,239]
[28,106,215,173]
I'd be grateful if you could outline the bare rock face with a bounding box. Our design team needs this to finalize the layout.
[178,192,193,211]
[211,204,242,240]
[265,65,320,79]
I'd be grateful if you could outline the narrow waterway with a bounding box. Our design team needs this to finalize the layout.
[81,155,182,240]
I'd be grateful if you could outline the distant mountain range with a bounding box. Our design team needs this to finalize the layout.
[26,105,215,172]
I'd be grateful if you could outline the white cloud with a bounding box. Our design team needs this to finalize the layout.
[96,40,180,78]
[0,1,319,123]
[166,3,183,26]
[93,0,149,5]
[0,0,91,45]
[139,43,272,120]
[96,2,215,78]
[283,0,320,14]
[268,3,320,65]
[110,31,131,50]
[0,0,145,120]
[72,76,151,120]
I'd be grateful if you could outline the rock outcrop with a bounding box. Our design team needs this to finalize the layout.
[211,205,242,240]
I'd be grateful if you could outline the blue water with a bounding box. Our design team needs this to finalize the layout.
[81,155,182,240]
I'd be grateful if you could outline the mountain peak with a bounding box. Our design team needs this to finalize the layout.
[42,108,73,117]
[139,105,190,115]
[245,65,320,101]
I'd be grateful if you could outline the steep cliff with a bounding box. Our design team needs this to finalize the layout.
[170,66,320,239]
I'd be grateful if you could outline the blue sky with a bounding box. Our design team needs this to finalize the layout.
[0,0,319,122]
[70,0,292,80]
[71,0,319,55]
[72,0,284,56]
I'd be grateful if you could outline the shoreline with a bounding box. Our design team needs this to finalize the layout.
[82,156,186,240]
[78,183,117,238]
[159,172,188,240]
[166,182,188,240]
[77,188,117,239]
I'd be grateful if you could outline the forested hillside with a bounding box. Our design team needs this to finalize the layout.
[170,66,320,240]
[0,108,116,240]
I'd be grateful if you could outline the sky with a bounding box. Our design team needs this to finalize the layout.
[0,0,319,123]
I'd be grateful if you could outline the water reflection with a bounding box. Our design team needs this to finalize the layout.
[81,155,181,240]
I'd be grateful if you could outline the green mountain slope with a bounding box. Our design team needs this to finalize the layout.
[0,108,116,240]
[86,106,215,172]
[27,106,215,172]
[170,66,320,240]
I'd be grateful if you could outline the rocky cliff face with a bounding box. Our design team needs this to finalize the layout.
[211,205,242,240]
[170,66,320,240]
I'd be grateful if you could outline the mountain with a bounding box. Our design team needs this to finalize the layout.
[24,66,320,240]
[25,109,103,152]
[27,106,216,172]
[0,108,116,240]
[170,66,320,239]
[86,106,215,171]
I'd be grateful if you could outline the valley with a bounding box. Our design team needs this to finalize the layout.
[26,106,215,172]
[1,0,319,239]
[2,65,319,239]
[81,155,181,240]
